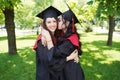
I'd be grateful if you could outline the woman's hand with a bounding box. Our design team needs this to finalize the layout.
[41,29,47,47]
[41,36,47,46]
[74,55,79,63]
[66,49,79,62]
[41,29,53,49]
[41,28,50,46]
[42,29,51,40]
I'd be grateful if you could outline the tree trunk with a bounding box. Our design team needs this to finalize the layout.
[3,7,17,55]
[107,15,114,46]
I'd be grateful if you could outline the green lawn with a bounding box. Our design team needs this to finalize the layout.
[0,33,120,80]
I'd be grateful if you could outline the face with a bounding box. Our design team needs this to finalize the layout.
[45,17,57,33]
[58,16,69,30]
[58,16,66,30]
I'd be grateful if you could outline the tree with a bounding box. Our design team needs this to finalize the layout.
[89,0,120,46]
[0,0,21,55]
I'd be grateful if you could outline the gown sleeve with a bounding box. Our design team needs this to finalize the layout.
[48,40,77,72]
[36,40,48,61]
[36,40,53,61]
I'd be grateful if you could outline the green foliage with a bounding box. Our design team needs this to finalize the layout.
[87,0,93,5]
[0,0,21,10]
[15,0,36,29]
[82,23,93,32]
[32,0,54,15]
[0,0,54,29]
[84,3,98,21]
[89,0,120,19]
[66,0,98,22]
[116,22,120,29]
[0,10,4,24]
[52,0,66,12]
[65,1,85,23]
[0,0,21,25]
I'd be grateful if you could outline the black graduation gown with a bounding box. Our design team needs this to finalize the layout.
[48,34,85,80]
[36,40,50,80]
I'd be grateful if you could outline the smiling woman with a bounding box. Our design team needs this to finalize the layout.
[33,6,62,80]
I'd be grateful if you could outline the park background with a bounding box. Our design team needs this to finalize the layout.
[0,0,120,80]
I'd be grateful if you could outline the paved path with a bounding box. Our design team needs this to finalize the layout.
[0,28,120,36]
[93,27,120,36]
[0,29,37,36]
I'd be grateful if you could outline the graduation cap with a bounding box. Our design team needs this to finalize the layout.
[62,3,79,32]
[36,6,62,19]
[62,10,79,24]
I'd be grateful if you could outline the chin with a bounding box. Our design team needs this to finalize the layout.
[58,27,61,29]
[50,30,55,33]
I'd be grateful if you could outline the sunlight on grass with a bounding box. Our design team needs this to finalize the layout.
[103,50,120,61]
[16,35,36,49]
[17,40,35,48]
[80,32,120,80]
[0,35,37,53]
[87,63,93,67]
[12,64,17,68]
[0,40,8,53]
[81,33,108,43]
[25,61,34,64]
[95,73,102,79]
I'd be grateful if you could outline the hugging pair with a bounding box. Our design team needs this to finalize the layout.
[33,5,85,80]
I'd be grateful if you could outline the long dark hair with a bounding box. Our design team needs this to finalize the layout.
[60,15,82,54]
[42,18,59,45]
[60,15,80,39]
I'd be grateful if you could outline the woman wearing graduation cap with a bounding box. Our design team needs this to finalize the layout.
[42,5,85,80]
[33,6,78,80]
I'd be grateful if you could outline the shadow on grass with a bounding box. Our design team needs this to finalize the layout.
[92,40,120,51]
[81,40,120,80]
[0,47,36,80]
[0,36,7,41]
[0,35,37,41]
[16,35,37,40]
[94,33,108,36]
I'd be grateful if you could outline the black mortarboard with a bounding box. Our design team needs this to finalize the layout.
[62,3,79,24]
[36,6,62,19]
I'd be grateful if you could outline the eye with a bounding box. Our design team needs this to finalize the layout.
[58,18,61,22]
[47,21,51,23]
[53,19,56,22]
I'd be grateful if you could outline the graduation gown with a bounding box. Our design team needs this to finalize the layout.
[48,34,85,80]
[33,35,53,80]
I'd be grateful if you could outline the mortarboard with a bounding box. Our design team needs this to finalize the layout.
[62,3,79,32]
[36,6,62,19]
[62,3,79,24]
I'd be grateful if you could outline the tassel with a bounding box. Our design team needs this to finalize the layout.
[72,16,75,32]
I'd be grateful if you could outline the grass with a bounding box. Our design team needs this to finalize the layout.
[80,33,120,80]
[0,33,120,80]
[0,35,37,80]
